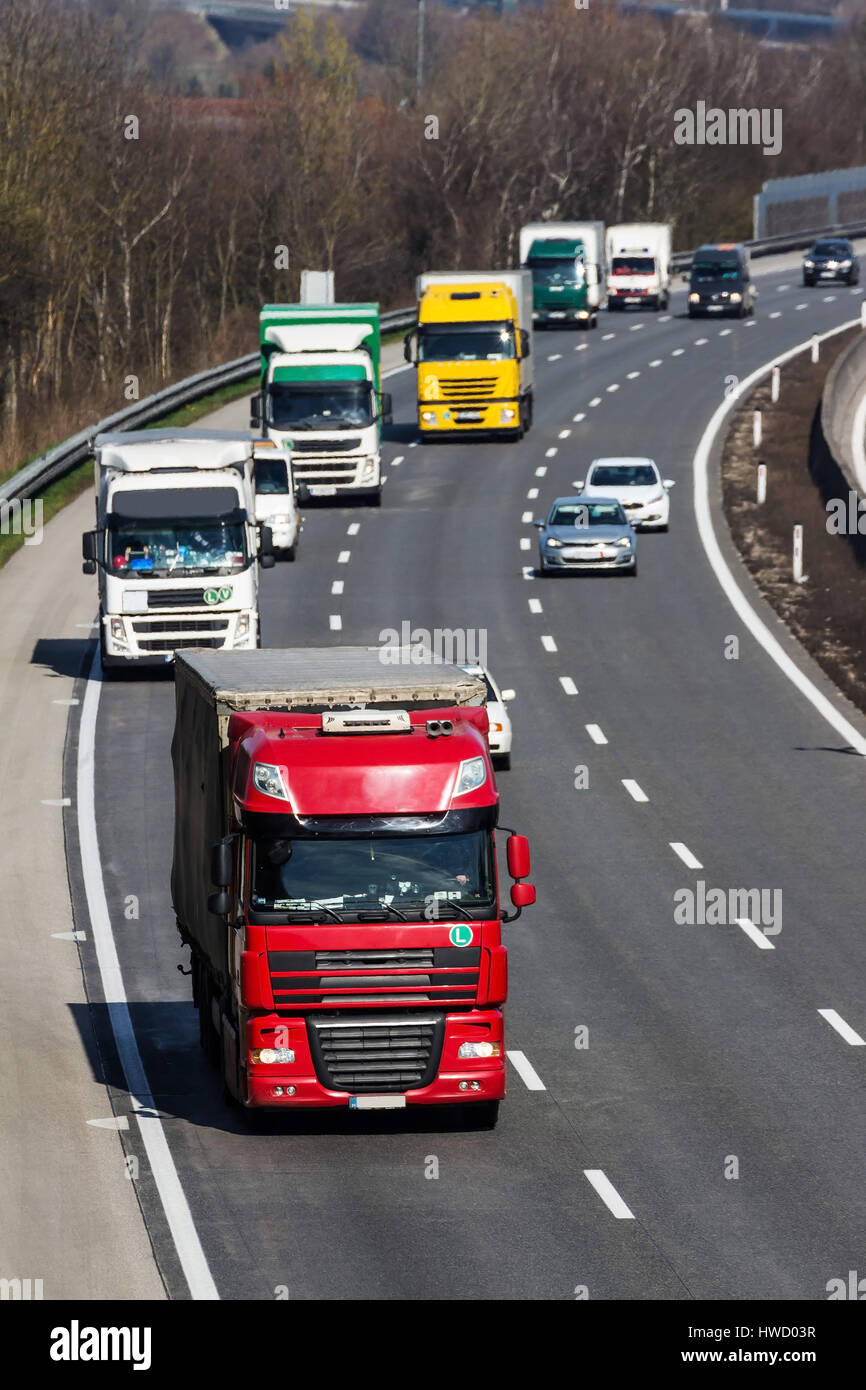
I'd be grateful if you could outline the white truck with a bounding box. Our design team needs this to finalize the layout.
[519,222,606,327]
[251,438,301,561]
[605,223,672,311]
[81,430,275,670]
[251,304,391,506]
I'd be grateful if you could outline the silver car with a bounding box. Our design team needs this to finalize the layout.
[534,496,637,575]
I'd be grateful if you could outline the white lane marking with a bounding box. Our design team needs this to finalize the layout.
[346,522,360,535]
[745,319,756,327]
[52,930,86,941]
[795,303,807,310]
[818,1009,866,1046]
[693,317,866,758]
[586,723,608,745]
[329,614,342,630]
[769,311,781,319]
[536,465,547,477]
[527,487,539,499]
[521,510,534,523]
[337,549,351,564]
[409,440,418,447]
[573,413,586,425]
[547,353,562,361]
[331,580,344,595]
[541,635,557,652]
[528,598,542,613]
[576,343,588,351]
[670,841,703,870]
[606,383,619,393]
[622,779,648,803]
[559,429,571,439]
[649,358,663,367]
[630,323,644,331]
[522,566,535,580]
[390,455,404,466]
[602,333,616,341]
[53,698,80,706]
[545,447,558,458]
[88,1116,130,1131]
[589,396,602,407]
[658,314,671,323]
[777,284,788,291]
[672,347,685,356]
[559,676,578,695]
[507,1050,546,1091]
[520,537,531,551]
[626,371,640,379]
[735,917,775,951]
[584,1170,635,1220]
[823,295,836,302]
[694,337,708,345]
[41,798,71,807]
[78,649,219,1299]
[851,287,864,295]
[719,328,732,336]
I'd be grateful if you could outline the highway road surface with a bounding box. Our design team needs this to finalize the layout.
[5,251,866,1300]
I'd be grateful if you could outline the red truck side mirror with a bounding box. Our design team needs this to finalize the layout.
[502,833,534,922]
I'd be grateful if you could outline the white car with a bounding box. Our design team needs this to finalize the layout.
[253,443,301,560]
[461,665,515,770]
[574,457,674,531]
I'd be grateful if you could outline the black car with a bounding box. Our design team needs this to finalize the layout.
[802,239,859,287]
[687,243,755,318]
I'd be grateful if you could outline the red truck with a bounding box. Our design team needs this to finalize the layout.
[171,647,536,1126]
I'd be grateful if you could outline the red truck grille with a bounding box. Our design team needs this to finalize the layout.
[268,946,480,1009]
[307,1012,445,1092]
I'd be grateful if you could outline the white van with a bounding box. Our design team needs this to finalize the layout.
[252,441,301,561]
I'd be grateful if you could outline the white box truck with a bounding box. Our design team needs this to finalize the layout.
[519,223,606,327]
[81,430,275,670]
[605,223,672,311]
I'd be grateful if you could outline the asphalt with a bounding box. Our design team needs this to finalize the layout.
[18,246,866,1300]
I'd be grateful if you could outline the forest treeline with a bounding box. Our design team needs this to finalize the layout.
[3,0,866,475]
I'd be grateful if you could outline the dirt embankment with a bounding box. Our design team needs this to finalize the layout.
[721,326,866,716]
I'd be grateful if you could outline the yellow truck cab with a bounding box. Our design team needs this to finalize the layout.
[404,271,533,439]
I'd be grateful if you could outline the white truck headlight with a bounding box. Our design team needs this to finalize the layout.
[235,613,250,641]
[500,408,516,422]
[252,1047,295,1065]
[109,618,126,640]
[421,410,437,423]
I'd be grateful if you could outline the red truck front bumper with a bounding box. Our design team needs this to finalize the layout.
[243,1007,506,1109]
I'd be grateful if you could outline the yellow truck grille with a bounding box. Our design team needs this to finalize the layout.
[438,378,497,398]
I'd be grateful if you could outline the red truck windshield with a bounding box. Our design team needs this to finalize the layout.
[249,830,495,920]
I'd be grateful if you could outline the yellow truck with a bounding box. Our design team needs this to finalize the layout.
[403,271,534,439]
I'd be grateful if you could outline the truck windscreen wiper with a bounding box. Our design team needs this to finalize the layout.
[281,902,345,923]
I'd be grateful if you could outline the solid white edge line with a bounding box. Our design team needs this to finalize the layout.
[584,1169,635,1220]
[735,916,775,951]
[818,1008,866,1046]
[670,841,703,870]
[78,648,219,1299]
[693,316,866,759]
[506,1050,546,1090]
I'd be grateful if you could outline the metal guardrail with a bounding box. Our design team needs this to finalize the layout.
[0,307,415,506]
[3,230,865,506]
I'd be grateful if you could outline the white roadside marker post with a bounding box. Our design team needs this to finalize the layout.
[753,410,762,448]
[793,523,807,583]
[771,366,780,402]
[757,463,767,504]
[811,335,820,363]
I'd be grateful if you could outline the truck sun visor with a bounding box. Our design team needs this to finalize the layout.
[109,487,245,521]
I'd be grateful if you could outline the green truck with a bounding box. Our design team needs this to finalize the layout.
[250,304,392,505]
[519,222,606,328]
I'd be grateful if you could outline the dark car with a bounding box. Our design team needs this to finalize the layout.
[802,239,859,287]
[688,243,755,318]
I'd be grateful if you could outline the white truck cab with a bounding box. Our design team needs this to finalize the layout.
[82,430,275,669]
[252,440,301,561]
